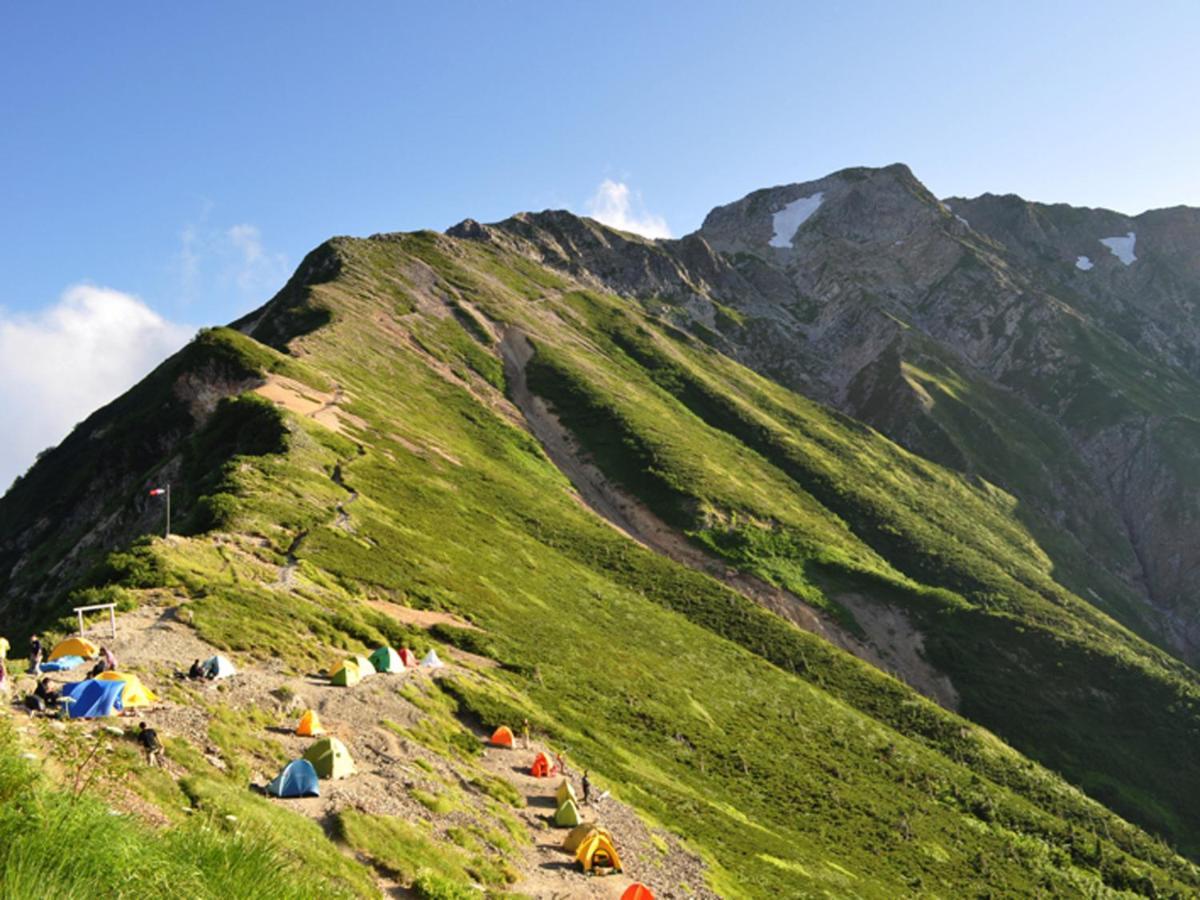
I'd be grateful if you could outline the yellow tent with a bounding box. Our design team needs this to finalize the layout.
[576,830,622,873]
[554,778,577,807]
[296,709,324,736]
[96,671,157,707]
[562,823,608,852]
[330,660,362,687]
[48,637,99,661]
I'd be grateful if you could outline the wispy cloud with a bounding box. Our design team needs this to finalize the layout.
[584,179,671,239]
[0,285,193,492]
[174,212,289,308]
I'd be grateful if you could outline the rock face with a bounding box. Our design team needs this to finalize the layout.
[456,165,1200,662]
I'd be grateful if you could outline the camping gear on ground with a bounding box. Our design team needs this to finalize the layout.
[368,646,404,674]
[530,751,557,777]
[296,709,324,736]
[562,823,607,852]
[555,778,577,807]
[554,797,582,827]
[576,829,623,873]
[48,637,99,661]
[96,671,157,707]
[620,884,654,900]
[60,679,126,719]
[38,655,84,673]
[330,660,362,687]
[420,648,444,668]
[266,759,321,798]
[201,655,237,679]
[303,736,355,779]
[489,726,514,748]
[352,654,375,678]
[398,648,419,668]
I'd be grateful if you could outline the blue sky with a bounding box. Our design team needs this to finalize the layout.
[2,1,1198,486]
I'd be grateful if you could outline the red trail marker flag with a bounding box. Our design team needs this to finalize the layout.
[148,485,170,535]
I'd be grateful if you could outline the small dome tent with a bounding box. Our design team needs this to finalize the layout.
[266,759,320,798]
[296,709,324,736]
[576,829,622,873]
[489,726,514,748]
[420,649,444,668]
[620,884,655,900]
[330,660,362,687]
[303,737,355,779]
[60,679,125,718]
[554,797,582,827]
[96,671,157,707]
[49,637,99,661]
[201,655,237,679]
[368,646,404,674]
[398,648,419,668]
[530,751,556,777]
[562,823,607,852]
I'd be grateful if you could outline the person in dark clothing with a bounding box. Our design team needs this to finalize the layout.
[28,635,42,676]
[188,659,204,680]
[581,770,592,805]
[138,722,164,767]
[34,677,58,707]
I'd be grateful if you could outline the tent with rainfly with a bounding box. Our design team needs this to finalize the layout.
[303,736,355,779]
[420,649,444,669]
[554,797,582,827]
[398,648,419,668]
[96,671,157,707]
[490,726,514,748]
[60,679,125,718]
[529,751,556,777]
[296,710,324,736]
[620,884,654,900]
[330,660,362,687]
[576,829,622,873]
[48,637,99,661]
[368,646,404,674]
[266,759,320,798]
[555,779,577,807]
[201,655,237,679]
[562,823,606,852]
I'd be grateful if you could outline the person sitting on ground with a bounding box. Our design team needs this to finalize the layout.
[34,677,59,708]
[138,722,164,767]
[28,634,42,676]
[582,770,592,805]
[187,659,204,680]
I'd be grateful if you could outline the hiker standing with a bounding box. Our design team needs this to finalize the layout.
[555,752,567,777]
[521,717,531,749]
[138,722,164,767]
[582,770,592,805]
[0,635,9,660]
[28,635,42,676]
[0,659,9,694]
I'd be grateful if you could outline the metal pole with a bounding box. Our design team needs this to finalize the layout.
[109,605,116,639]
[165,483,171,538]
[78,609,84,637]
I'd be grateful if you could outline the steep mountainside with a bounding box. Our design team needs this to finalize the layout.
[3,170,1200,897]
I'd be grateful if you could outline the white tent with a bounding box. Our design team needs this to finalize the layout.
[420,649,444,669]
[202,655,237,679]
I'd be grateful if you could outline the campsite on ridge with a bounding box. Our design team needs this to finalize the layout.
[4,160,1200,897]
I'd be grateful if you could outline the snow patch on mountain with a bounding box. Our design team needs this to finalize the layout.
[1076,256,1094,271]
[1100,232,1137,266]
[770,193,824,248]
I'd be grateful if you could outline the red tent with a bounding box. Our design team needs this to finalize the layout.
[398,648,419,668]
[530,751,557,777]
[621,884,655,900]
[490,725,515,748]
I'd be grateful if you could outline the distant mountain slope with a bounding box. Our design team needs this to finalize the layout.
[3,174,1200,896]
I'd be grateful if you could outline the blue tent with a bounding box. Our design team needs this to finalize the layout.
[266,759,320,798]
[39,655,84,673]
[60,679,125,719]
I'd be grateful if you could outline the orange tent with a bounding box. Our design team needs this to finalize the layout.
[296,709,324,736]
[529,751,556,777]
[621,884,655,900]
[398,648,419,668]
[490,725,514,748]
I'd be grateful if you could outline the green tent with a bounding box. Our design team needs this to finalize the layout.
[554,797,582,827]
[368,646,404,674]
[302,736,355,779]
[330,660,362,687]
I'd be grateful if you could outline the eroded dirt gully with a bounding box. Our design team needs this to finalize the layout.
[499,327,958,710]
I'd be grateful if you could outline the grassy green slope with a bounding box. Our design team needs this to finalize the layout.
[4,230,1200,897]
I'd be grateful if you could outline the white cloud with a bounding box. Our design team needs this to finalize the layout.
[0,285,193,492]
[174,214,289,307]
[584,179,671,239]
